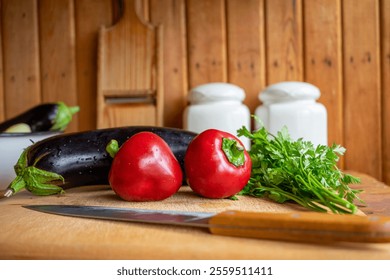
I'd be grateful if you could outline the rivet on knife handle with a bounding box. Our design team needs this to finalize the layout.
[209,211,390,243]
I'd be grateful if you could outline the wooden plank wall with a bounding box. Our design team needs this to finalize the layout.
[0,0,113,132]
[0,0,389,185]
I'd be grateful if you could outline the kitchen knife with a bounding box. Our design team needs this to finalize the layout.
[24,204,390,243]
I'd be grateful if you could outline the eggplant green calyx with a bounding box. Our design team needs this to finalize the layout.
[6,149,65,196]
[222,138,245,167]
[106,139,120,158]
[51,102,80,131]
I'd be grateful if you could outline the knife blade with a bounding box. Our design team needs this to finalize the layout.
[24,204,390,243]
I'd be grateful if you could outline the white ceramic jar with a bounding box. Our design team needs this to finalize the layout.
[255,81,327,146]
[183,82,251,149]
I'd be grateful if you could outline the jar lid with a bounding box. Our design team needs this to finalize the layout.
[259,81,320,103]
[188,82,245,104]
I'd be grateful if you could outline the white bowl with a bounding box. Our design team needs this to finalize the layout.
[0,131,60,189]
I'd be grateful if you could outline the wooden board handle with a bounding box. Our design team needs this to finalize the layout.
[209,211,390,243]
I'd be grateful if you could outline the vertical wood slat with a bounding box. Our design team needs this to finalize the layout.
[74,0,113,131]
[382,0,390,184]
[150,0,188,128]
[38,0,79,132]
[0,0,4,121]
[303,0,343,150]
[265,0,303,84]
[186,0,227,88]
[342,0,382,179]
[226,0,266,114]
[1,0,41,118]
[138,0,149,20]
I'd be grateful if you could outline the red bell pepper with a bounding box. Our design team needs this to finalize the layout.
[184,129,252,199]
[107,132,183,201]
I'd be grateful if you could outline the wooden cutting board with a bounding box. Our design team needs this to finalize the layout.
[1,180,390,260]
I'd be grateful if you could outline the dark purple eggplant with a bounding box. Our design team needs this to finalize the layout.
[0,102,79,132]
[5,126,197,197]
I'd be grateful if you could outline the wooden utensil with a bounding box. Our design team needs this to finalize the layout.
[24,204,390,243]
[97,0,163,128]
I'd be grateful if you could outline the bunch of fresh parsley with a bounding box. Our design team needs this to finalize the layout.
[237,125,362,214]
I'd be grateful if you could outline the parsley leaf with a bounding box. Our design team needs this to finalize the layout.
[237,125,363,214]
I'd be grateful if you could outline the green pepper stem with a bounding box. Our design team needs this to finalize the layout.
[221,138,245,167]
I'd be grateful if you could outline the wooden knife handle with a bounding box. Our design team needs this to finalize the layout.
[208,211,390,243]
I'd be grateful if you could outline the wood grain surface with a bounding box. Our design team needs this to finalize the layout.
[0,2,4,121]
[0,0,389,184]
[265,0,303,83]
[74,0,113,131]
[97,0,163,128]
[342,0,382,180]
[304,0,343,154]
[186,0,227,87]
[1,172,390,260]
[1,0,41,117]
[38,0,79,132]
[382,0,390,185]
[226,0,265,115]
[150,0,188,128]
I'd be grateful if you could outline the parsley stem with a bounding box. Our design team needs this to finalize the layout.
[237,124,362,214]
